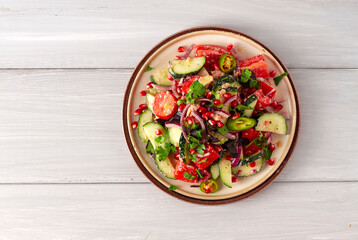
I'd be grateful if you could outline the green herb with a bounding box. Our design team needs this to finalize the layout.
[196,169,203,178]
[183,172,195,181]
[196,130,202,138]
[196,143,205,155]
[262,48,266,52]
[188,136,200,149]
[225,86,238,92]
[177,99,186,106]
[264,149,273,160]
[197,158,208,164]
[186,122,199,130]
[212,91,220,100]
[217,126,229,135]
[186,81,206,103]
[144,65,153,72]
[274,72,288,86]
[240,68,261,89]
[155,142,172,161]
[168,185,179,191]
[146,142,155,154]
[231,104,253,115]
[155,135,165,144]
[246,132,272,160]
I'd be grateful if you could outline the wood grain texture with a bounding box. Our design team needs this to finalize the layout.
[1,0,358,68]
[0,69,356,183]
[0,183,356,239]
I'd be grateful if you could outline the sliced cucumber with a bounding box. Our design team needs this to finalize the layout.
[244,94,258,117]
[210,164,220,180]
[146,93,155,113]
[210,131,228,145]
[143,122,175,179]
[219,159,232,188]
[238,151,265,167]
[167,124,182,147]
[212,75,240,92]
[256,113,287,134]
[232,157,263,177]
[171,57,206,78]
[150,69,172,86]
[137,109,153,142]
[155,157,176,179]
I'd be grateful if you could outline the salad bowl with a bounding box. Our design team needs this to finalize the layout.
[123,27,300,204]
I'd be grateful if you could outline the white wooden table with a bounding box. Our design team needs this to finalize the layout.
[0,1,357,239]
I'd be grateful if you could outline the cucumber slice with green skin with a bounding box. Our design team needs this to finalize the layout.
[256,113,287,134]
[212,75,241,92]
[237,151,265,167]
[155,157,176,179]
[137,109,153,142]
[232,157,263,177]
[244,94,258,106]
[179,134,190,164]
[171,57,206,78]
[219,159,232,188]
[210,164,220,180]
[227,117,257,131]
[244,99,258,117]
[167,124,182,147]
[146,93,155,113]
[210,131,228,145]
[143,123,175,179]
[150,69,172,86]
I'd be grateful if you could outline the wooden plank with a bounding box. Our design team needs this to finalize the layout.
[0,182,356,239]
[0,69,356,183]
[1,0,358,68]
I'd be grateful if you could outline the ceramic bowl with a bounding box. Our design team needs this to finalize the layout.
[123,27,300,204]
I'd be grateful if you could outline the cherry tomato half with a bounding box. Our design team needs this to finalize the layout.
[153,91,178,119]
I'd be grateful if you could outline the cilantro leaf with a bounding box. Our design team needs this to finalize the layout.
[154,142,172,161]
[186,81,206,103]
[168,185,179,191]
[155,135,165,144]
[144,65,153,72]
[217,126,229,135]
[183,172,195,180]
[264,149,273,160]
[146,142,155,154]
[197,158,208,164]
[274,72,288,86]
[188,136,200,149]
[240,68,252,83]
[196,130,202,138]
[196,143,205,155]
[196,169,203,178]
[249,79,261,88]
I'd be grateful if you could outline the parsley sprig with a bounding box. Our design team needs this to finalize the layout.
[186,81,206,103]
[240,68,261,89]
[274,72,288,86]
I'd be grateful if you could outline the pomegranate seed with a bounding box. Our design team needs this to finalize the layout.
[155,129,162,135]
[206,111,214,118]
[168,74,174,81]
[214,99,221,105]
[267,159,275,166]
[202,113,208,120]
[272,100,278,107]
[217,121,224,128]
[275,104,283,111]
[139,91,147,96]
[198,107,207,114]
[178,103,186,111]
[206,91,213,98]
[226,156,233,160]
[223,93,232,99]
[249,161,256,168]
[269,144,275,151]
[139,104,147,110]
[231,100,238,107]
[131,121,138,129]
[174,56,180,60]
[134,109,142,116]
[208,119,216,126]
[232,113,241,119]
[232,176,239,182]
[174,154,180,160]
[253,110,258,115]
[227,44,233,51]
[189,148,196,154]
[187,117,193,125]
[146,82,153,89]
[214,63,219,70]
[204,186,211,194]
[270,70,276,78]
[177,46,185,53]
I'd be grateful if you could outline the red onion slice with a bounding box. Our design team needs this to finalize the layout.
[224,133,236,140]
[191,110,207,140]
[179,44,195,60]
[231,145,242,167]
[165,122,181,128]
[171,81,180,98]
[214,110,231,118]
[151,83,172,91]
[224,95,238,106]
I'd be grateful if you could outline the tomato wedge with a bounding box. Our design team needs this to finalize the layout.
[174,161,198,183]
[194,143,220,170]
[239,55,270,78]
[153,91,178,119]
[181,76,201,94]
[258,81,276,99]
[242,129,262,156]
[253,89,273,110]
